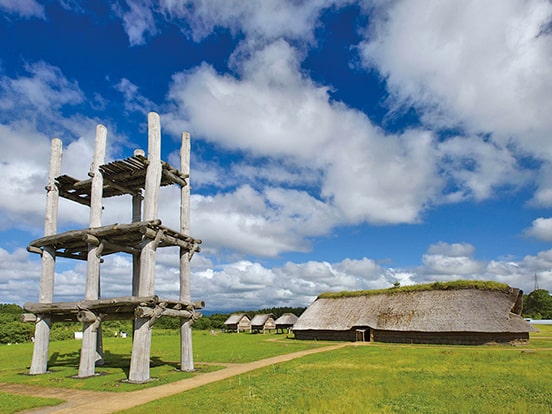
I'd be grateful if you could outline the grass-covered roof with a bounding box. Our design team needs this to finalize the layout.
[317,280,511,299]
[294,281,532,334]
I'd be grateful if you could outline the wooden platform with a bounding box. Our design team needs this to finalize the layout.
[23,296,205,323]
[56,154,188,206]
[27,220,201,261]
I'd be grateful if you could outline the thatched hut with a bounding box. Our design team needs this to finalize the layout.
[274,313,298,334]
[223,313,251,333]
[293,281,537,345]
[250,314,276,334]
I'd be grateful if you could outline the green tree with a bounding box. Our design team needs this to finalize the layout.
[523,289,552,319]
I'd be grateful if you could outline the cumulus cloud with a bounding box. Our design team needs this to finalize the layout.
[358,0,552,203]
[421,242,484,278]
[0,61,83,117]
[3,240,551,309]
[525,217,552,242]
[189,185,338,257]
[165,40,442,227]
[415,242,552,293]
[0,62,128,232]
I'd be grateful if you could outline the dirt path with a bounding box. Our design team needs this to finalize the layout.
[5,343,350,414]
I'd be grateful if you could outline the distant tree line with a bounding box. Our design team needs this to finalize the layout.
[6,291,551,344]
[0,304,306,344]
[156,306,306,331]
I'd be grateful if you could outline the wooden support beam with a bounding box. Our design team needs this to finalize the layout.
[162,168,187,187]
[24,296,159,314]
[80,124,107,378]
[77,310,97,323]
[179,130,194,372]
[21,313,37,323]
[130,112,162,383]
[103,178,140,196]
[30,138,62,375]
[27,246,43,255]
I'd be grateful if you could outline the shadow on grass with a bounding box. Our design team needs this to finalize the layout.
[48,350,79,367]
[45,349,182,379]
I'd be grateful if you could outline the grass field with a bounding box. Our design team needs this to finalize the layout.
[1,326,551,413]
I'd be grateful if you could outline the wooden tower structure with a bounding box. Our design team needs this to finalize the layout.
[23,112,203,383]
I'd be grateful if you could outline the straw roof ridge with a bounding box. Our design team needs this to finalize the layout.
[250,313,274,325]
[317,280,511,299]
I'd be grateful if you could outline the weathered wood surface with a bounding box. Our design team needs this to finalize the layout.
[79,124,107,377]
[30,138,63,375]
[56,155,188,206]
[26,220,200,261]
[130,112,162,383]
[135,306,193,320]
[27,113,204,383]
[24,296,161,313]
[180,131,194,371]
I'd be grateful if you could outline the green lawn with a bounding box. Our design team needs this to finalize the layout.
[0,391,63,414]
[0,330,325,392]
[120,328,552,414]
[1,326,551,413]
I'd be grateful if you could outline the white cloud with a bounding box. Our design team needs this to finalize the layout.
[165,40,443,227]
[3,241,551,309]
[0,61,83,115]
[437,135,530,201]
[160,0,344,43]
[112,0,158,46]
[525,217,552,241]
[115,78,157,114]
[189,185,337,257]
[0,62,130,232]
[358,0,552,203]
[427,241,475,257]
[421,242,484,277]
[0,0,44,18]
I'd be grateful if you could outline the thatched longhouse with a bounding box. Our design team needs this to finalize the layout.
[293,281,536,345]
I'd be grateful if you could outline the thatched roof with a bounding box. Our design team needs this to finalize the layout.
[294,285,536,333]
[250,314,274,326]
[224,313,249,325]
[274,313,298,325]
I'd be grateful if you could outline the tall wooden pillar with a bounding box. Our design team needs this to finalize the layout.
[129,112,162,383]
[179,132,194,371]
[30,138,62,374]
[78,124,107,377]
[132,149,144,296]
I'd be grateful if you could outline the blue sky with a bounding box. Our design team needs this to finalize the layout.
[1,0,551,311]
